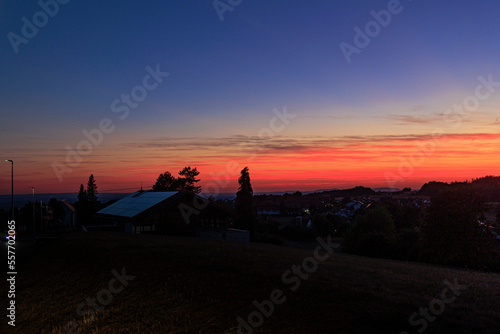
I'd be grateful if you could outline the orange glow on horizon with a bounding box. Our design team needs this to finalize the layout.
[1,132,499,195]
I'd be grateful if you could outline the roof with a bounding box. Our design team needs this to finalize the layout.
[97,191,178,218]
[60,200,75,212]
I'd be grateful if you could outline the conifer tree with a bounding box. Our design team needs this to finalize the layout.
[235,167,256,237]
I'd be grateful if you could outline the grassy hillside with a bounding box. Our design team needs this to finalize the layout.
[2,233,500,333]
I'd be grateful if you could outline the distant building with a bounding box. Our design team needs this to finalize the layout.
[257,210,281,216]
[95,190,246,241]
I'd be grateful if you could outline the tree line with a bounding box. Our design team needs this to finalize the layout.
[342,188,500,272]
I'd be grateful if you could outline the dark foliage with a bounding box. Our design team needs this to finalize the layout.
[323,186,376,198]
[87,174,98,203]
[75,175,101,227]
[235,167,257,236]
[419,176,500,201]
[312,214,335,237]
[393,228,421,261]
[342,206,396,257]
[152,166,201,194]
[420,188,499,270]
[48,198,65,225]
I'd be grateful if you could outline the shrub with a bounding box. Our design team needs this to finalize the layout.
[420,188,499,270]
[342,206,396,257]
[393,228,421,261]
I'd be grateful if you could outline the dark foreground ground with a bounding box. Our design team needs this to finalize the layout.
[1,232,499,333]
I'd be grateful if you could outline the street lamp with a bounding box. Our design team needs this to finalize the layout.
[31,187,35,237]
[5,160,13,220]
[40,200,43,234]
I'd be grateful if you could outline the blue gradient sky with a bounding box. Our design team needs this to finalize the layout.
[1,0,500,194]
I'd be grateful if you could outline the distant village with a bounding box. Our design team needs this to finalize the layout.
[3,178,499,240]
[1,185,424,237]
[2,171,500,272]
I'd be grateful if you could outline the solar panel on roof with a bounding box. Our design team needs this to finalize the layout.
[97,191,178,218]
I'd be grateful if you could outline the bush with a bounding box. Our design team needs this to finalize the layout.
[312,214,335,237]
[420,188,499,270]
[342,206,396,257]
[393,228,421,261]
[327,214,349,237]
[357,232,395,258]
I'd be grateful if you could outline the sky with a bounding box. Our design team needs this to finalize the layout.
[1,0,500,195]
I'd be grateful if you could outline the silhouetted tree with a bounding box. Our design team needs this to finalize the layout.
[152,171,179,191]
[391,201,425,230]
[235,167,256,237]
[419,176,500,201]
[48,198,65,225]
[178,166,201,194]
[152,167,201,193]
[87,174,98,203]
[312,214,334,237]
[328,214,349,237]
[75,184,87,229]
[86,174,100,219]
[75,175,101,228]
[353,206,395,236]
[343,206,396,258]
[77,184,87,202]
[342,196,352,205]
[421,189,497,270]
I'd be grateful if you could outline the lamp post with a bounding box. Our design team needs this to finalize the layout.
[31,187,35,237]
[5,160,13,220]
[40,200,43,234]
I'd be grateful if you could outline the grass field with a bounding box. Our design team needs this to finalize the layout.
[2,232,500,333]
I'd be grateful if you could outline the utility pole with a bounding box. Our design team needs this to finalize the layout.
[31,187,35,237]
[40,200,43,235]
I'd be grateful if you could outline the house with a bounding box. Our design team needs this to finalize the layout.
[60,200,76,229]
[95,190,246,241]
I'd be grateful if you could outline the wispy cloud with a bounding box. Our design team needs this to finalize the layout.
[387,113,443,125]
[381,110,497,128]
[121,132,500,155]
